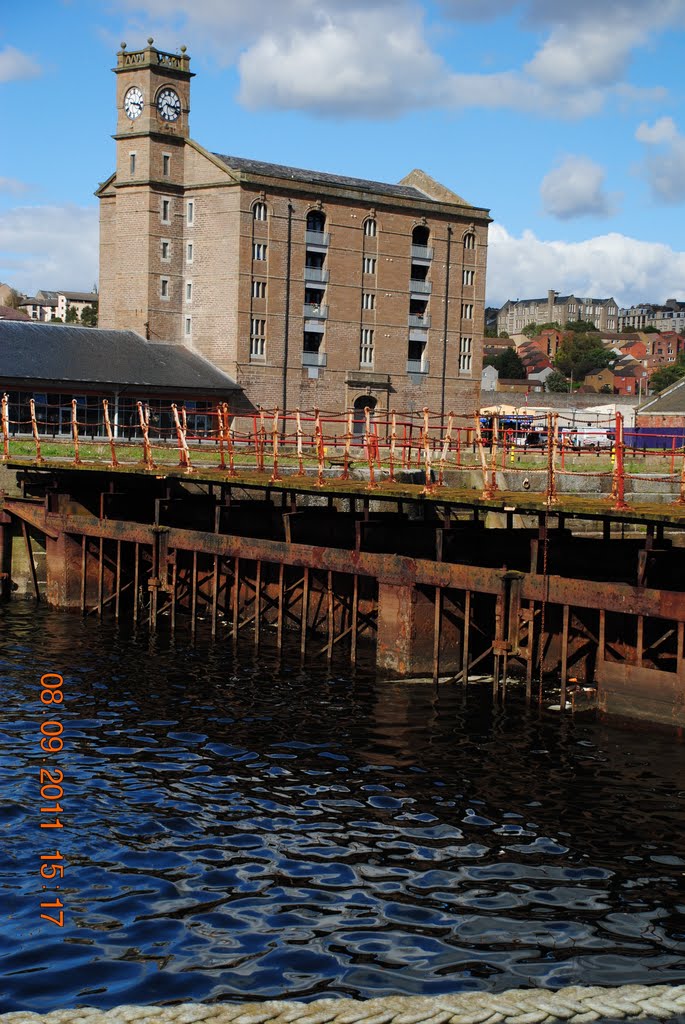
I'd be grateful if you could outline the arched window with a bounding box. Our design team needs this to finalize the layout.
[412,224,430,246]
[307,210,326,233]
[253,202,267,221]
[364,218,377,237]
[463,232,476,250]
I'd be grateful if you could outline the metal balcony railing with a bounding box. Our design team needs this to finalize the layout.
[303,303,328,319]
[305,230,330,247]
[304,267,330,283]
[408,313,431,328]
[409,279,432,294]
[302,351,327,367]
[411,244,433,261]
[406,358,429,374]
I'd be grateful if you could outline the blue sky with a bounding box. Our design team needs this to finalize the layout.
[2,0,685,307]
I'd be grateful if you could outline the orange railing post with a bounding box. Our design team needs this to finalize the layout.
[1,393,9,461]
[422,407,433,491]
[364,405,375,488]
[137,401,155,469]
[216,404,226,470]
[29,399,43,463]
[438,412,453,486]
[389,409,397,482]
[223,403,236,476]
[611,412,629,510]
[475,413,495,498]
[270,408,281,482]
[172,403,192,469]
[343,410,353,480]
[295,409,304,476]
[102,399,118,467]
[71,399,81,465]
[314,408,325,486]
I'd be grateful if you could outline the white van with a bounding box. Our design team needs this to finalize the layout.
[567,429,614,450]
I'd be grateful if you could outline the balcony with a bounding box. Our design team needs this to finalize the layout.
[305,230,330,249]
[410,279,432,295]
[406,358,430,374]
[411,244,433,262]
[304,267,330,283]
[304,318,325,333]
[302,351,327,367]
[409,327,428,342]
[303,303,328,319]
[408,313,431,328]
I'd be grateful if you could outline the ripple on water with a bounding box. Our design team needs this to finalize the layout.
[0,602,684,1013]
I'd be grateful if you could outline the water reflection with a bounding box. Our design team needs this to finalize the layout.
[1,603,684,1012]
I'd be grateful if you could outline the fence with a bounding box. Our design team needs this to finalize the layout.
[3,394,685,509]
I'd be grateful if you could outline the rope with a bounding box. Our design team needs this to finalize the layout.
[2,986,684,1024]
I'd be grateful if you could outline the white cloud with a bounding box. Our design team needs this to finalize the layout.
[0,177,29,196]
[635,117,685,203]
[540,156,617,219]
[487,223,685,308]
[635,116,678,145]
[0,205,98,295]
[0,45,41,83]
[108,0,682,118]
[238,8,444,117]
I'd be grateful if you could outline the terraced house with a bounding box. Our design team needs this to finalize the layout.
[97,40,491,419]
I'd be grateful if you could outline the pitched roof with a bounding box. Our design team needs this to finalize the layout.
[213,153,479,208]
[0,305,31,321]
[60,291,99,303]
[640,377,685,414]
[0,322,239,395]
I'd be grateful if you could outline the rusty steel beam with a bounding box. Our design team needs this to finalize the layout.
[42,510,685,623]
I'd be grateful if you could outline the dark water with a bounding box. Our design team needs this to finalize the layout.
[1,603,684,1014]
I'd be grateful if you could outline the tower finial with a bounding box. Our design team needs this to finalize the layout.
[147,36,154,45]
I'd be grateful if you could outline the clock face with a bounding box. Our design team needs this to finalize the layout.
[123,86,144,120]
[157,88,181,122]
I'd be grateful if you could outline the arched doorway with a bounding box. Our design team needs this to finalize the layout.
[352,394,377,439]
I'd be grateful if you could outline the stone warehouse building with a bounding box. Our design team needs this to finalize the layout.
[97,41,491,418]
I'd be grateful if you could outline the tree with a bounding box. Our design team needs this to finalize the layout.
[498,330,509,338]
[65,305,80,323]
[643,325,659,333]
[4,287,24,309]
[522,321,560,337]
[554,334,612,380]
[80,304,98,327]
[484,347,526,379]
[563,319,598,333]
[649,357,685,394]
[600,383,613,394]
[546,370,570,392]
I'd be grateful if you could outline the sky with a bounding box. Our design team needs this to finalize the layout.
[2,0,685,308]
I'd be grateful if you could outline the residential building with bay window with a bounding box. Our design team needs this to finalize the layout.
[97,40,491,418]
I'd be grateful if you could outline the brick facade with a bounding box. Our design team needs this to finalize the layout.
[98,42,491,419]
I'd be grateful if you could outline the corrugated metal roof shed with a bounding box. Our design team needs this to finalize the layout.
[0,322,240,395]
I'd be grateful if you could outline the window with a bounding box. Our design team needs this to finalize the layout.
[462,269,474,287]
[461,303,473,319]
[568,304,576,313]
[463,233,475,250]
[459,336,472,373]
[250,318,266,359]
[364,219,377,237]
[363,256,376,274]
[161,240,170,261]
[186,242,194,264]
[186,200,194,226]
[161,198,171,223]
[129,152,136,175]
[185,316,192,337]
[160,277,170,299]
[253,202,267,221]
[362,292,375,310]
[252,280,266,299]
[360,328,374,366]
[186,281,192,302]
[253,242,267,261]
[162,154,171,177]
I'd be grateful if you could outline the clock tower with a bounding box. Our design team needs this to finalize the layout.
[97,40,194,342]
